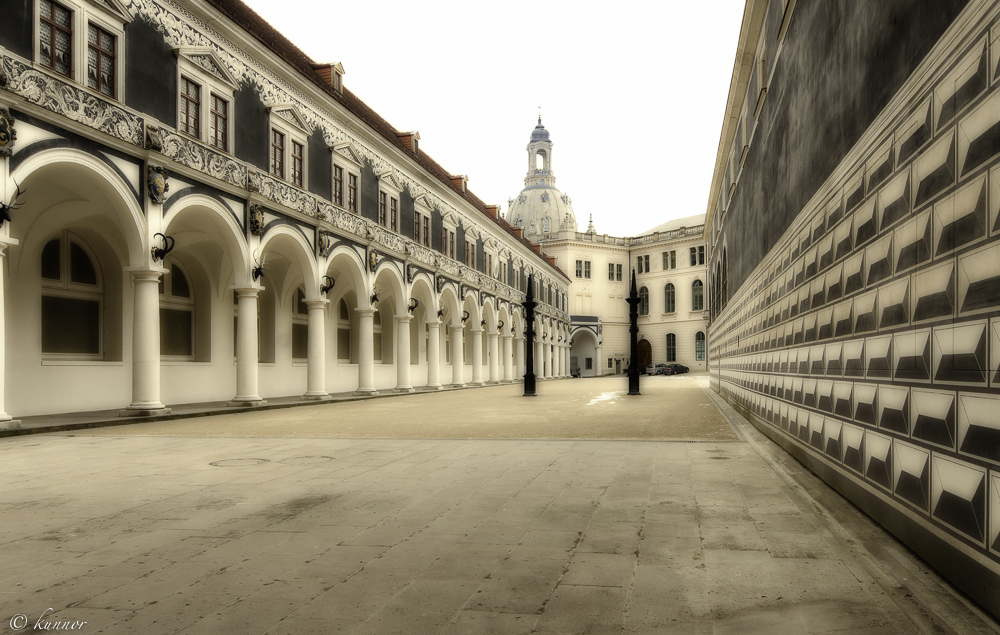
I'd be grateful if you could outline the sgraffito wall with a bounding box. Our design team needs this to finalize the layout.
[709,0,1000,618]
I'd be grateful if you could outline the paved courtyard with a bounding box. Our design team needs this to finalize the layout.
[0,375,996,634]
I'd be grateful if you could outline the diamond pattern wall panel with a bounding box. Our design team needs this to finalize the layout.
[931,455,986,543]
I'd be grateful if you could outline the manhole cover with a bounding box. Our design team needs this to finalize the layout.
[209,458,270,467]
[278,456,336,465]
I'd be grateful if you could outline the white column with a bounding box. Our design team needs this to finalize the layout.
[595,343,603,377]
[231,287,265,405]
[536,339,544,380]
[545,342,552,379]
[502,334,514,382]
[355,308,377,395]
[450,324,465,386]
[395,315,413,393]
[488,332,500,383]
[426,320,442,390]
[557,342,564,377]
[303,299,329,400]
[0,242,19,427]
[516,336,525,380]
[125,268,170,414]
[470,328,484,385]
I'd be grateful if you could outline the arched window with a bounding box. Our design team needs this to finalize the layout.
[692,280,704,311]
[639,286,649,316]
[542,217,550,233]
[160,262,194,358]
[292,288,308,360]
[41,233,103,356]
[664,283,675,313]
[722,248,728,308]
[337,298,352,361]
[666,333,676,362]
[696,331,706,361]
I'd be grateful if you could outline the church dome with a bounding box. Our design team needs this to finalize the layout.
[530,118,550,143]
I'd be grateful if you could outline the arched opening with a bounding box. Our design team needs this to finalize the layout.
[639,286,649,316]
[637,338,652,368]
[570,328,599,377]
[692,280,704,311]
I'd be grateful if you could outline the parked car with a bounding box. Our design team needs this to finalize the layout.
[645,363,669,375]
[663,363,689,375]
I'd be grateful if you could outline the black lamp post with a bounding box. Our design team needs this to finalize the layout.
[627,268,641,396]
[523,273,537,397]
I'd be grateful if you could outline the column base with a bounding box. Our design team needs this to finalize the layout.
[468,381,484,387]
[227,399,267,408]
[120,406,172,417]
[486,380,502,385]
[393,386,414,393]
[301,393,331,401]
[449,383,465,389]
[354,389,379,397]
[0,419,22,430]
[423,384,444,391]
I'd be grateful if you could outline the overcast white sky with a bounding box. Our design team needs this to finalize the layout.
[241,0,747,237]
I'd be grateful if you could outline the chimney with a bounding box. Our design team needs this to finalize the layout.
[396,131,420,155]
[449,174,468,193]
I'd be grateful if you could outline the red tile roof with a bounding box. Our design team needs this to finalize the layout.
[204,0,569,282]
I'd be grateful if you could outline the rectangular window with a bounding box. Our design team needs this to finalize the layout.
[414,212,422,241]
[291,141,304,187]
[617,264,622,281]
[487,254,492,276]
[333,166,343,206]
[422,216,429,247]
[348,174,358,212]
[379,192,387,226]
[86,23,115,97]
[270,129,284,179]
[292,323,308,359]
[690,247,697,267]
[449,231,455,258]
[442,227,448,254]
[696,337,706,361]
[180,77,200,137]
[637,256,643,274]
[585,358,593,370]
[209,94,228,151]
[666,334,677,362]
[584,261,591,279]
[698,245,705,265]
[644,255,650,272]
[40,0,73,77]
[576,260,583,278]
[609,263,615,281]
[663,250,677,270]
[390,197,398,232]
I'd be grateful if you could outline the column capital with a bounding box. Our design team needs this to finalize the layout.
[304,298,329,309]
[355,308,376,317]
[125,266,167,281]
[230,285,262,297]
[425,319,442,328]
[470,328,484,335]
[395,314,412,324]
[450,323,465,332]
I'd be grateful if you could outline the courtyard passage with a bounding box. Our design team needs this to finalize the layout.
[0,375,996,634]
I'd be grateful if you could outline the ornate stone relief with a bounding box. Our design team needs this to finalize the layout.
[1,56,143,147]
[0,107,16,157]
[146,165,169,204]
[156,129,246,188]
[248,203,264,235]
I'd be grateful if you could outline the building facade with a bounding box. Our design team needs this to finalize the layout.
[706,0,1000,617]
[506,120,709,376]
[0,0,573,419]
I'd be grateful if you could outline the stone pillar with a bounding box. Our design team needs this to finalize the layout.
[124,268,170,414]
[595,343,603,377]
[355,308,377,395]
[545,342,552,379]
[470,328,484,385]
[395,315,413,393]
[426,320,442,390]
[516,336,525,379]
[502,334,514,382]
[231,287,265,405]
[450,324,465,386]
[536,339,545,380]
[488,332,500,383]
[0,241,19,428]
[303,299,329,400]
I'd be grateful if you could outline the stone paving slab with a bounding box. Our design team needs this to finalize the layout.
[0,376,995,634]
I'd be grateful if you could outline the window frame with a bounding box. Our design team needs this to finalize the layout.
[159,260,195,361]
[267,105,310,188]
[664,283,675,314]
[692,279,704,311]
[666,333,677,362]
[175,49,238,152]
[40,231,105,360]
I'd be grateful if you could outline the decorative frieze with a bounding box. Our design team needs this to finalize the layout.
[1,56,143,147]
[156,128,247,188]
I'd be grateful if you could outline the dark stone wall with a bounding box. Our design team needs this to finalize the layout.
[124,19,176,124]
[306,131,330,200]
[456,224,467,264]
[400,188,414,243]
[359,162,378,223]
[233,85,269,171]
[432,210,443,252]
[476,236,485,272]
[723,0,970,297]
[2,0,33,59]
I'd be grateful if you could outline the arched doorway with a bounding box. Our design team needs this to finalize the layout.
[638,339,652,369]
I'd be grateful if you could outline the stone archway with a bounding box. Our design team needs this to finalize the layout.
[638,339,652,369]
